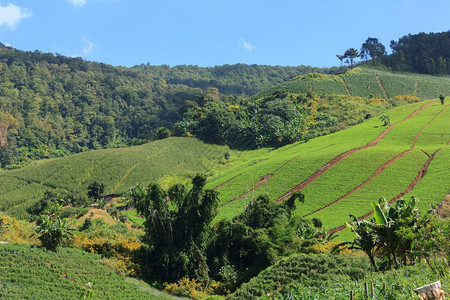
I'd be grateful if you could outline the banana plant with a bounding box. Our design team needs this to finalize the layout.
[337,197,420,271]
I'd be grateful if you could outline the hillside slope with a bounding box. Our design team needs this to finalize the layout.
[1,100,448,241]
[207,99,449,239]
[0,243,178,299]
[250,67,450,101]
[0,137,229,218]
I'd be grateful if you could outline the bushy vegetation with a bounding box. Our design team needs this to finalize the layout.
[179,87,420,149]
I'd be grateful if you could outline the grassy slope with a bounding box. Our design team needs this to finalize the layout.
[209,99,449,241]
[0,243,179,299]
[0,137,229,218]
[250,67,450,100]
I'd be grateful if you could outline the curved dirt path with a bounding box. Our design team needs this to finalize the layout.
[275,100,436,203]
[220,173,273,207]
[219,157,297,207]
[213,174,242,190]
[411,104,449,148]
[340,77,352,97]
[328,148,441,235]
[302,149,412,218]
[375,74,389,99]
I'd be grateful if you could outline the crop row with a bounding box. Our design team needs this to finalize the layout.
[0,243,154,299]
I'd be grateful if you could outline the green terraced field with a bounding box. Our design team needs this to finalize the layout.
[0,99,448,243]
[209,99,449,239]
[250,67,450,100]
[0,243,177,299]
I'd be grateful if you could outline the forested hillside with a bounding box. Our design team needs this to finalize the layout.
[0,46,340,169]
[135,63,340,96]
[384,30,450,74]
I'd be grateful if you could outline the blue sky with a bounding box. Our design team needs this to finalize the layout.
[0,0,449,68]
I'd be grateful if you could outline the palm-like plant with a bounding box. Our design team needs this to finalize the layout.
[35,214,73,250]
[337,197,422,271]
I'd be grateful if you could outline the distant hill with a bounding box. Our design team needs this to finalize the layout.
[0,137,229,218]
[0,46,340,169]
[135,63,341,96]
[250,67,450,101]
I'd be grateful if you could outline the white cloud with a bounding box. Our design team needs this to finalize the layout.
[239,39,256,52]
[67,0,118,8]
[81,36,95,56]
[66,36,96,58]
[67,0,87,7]
[0,3,32,30]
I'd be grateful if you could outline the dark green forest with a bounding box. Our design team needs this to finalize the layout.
[385,31,450,74]
[135,63,340,96]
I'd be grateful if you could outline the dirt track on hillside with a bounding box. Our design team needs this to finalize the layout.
[274,100,435,203]
[328,148,441,235]
[302,149,412,218]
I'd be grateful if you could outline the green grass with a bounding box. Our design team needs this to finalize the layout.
[0,243,177,299]
[250,67,450,101]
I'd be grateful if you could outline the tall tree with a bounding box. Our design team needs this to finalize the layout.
[137,175,219,282]
[342,48,360,68]
[360,37,386,64]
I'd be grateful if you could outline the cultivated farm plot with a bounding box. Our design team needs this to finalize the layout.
[0,243,174,299]
[213,99,449,239]
[250,67,450,102]
[342,73,385,98]
[0,137,229,217]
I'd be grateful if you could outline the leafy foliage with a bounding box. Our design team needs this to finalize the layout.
[137,175,219,282]
[339,197,449,271]
[384,31,450,75]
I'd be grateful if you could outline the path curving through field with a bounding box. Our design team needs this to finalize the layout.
[411,104,449,148]
[218,157,298,206]
[275,100,435,203]
[302,149,412,218]
[340,77,352,97]
[213,174,242,190]
[327,148,441,235]
[375,74,389,99]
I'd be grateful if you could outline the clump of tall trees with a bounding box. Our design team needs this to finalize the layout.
[127,175,327,290]
[338,31,449,74]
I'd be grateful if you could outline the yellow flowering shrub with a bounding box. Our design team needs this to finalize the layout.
[164,278,228,299]
[71,234,141,276]
[392,95,420,102]
[0,214,37,244]
[311,241,353,254]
